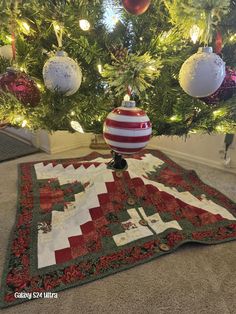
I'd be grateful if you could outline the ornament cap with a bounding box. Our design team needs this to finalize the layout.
[6,67,18,73]
[198,47,213,53]
[55,50,68,57]
[122,100,136,108]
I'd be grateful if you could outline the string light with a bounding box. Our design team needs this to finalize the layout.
[170,115,180,121]
[189,25,201,44]
[79,19,90,31]
[103,1,122,32]
[213,109,226,118]
[53,23,61,32]
[148,66,156,71]
[6,35,12,42]
[229,34,236,41]
[70,111,75,116]
[36,83,43,90]
[70,121,84,133]
[194,107,201,113]
[20,66,27,72]
[14,116,27,127]
[124,94,130,101]
[97,63,103,74]
[112,16,119,25]
[14,115,24,123]
[22,21,30,32]
[216,125,226,133]
[21,120,28,127]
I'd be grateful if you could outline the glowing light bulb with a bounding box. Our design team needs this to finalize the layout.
[97,64,103,74]
[70,121,84,133]
[213,109,225,118]
[14,115,24,123]
[229,34,236,41]
[124,94,130,101]
[79,19,90,31]
[216,125,226,133]
[20,66,27,72]
[189,25,201,44]
[194,107,201,113]
[22,21,30,32]
[148,66,156,71]
[170,115,178,121]
[103,4,122,32]
[70,111,75,116]
[21,120,28,127]
[53,23,61,32]
[6,35,12,42]
[112,16,119,24]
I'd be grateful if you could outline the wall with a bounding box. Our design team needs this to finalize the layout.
[148,134,236,174]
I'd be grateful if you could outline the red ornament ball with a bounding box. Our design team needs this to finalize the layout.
[103,100,152,155]
[122,0,151,15]
[0,68,40,107]
[199,67,236,104]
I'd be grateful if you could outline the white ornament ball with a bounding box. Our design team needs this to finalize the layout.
[0,45,13,60]
[43,51,82,96]
[179,47,225,97]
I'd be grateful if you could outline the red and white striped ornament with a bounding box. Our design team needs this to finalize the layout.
[103,99,152,155]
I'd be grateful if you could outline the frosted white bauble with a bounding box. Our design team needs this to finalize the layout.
[0,45,13,60]
[42,51,82,96]
[179,47,225,97]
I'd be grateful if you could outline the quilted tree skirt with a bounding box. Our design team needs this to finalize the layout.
[1,150,236,308]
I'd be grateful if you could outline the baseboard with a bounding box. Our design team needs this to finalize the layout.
[148,145,236,174]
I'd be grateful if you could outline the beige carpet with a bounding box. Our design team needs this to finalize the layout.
[0,147,236,314]
[0,131,39,162]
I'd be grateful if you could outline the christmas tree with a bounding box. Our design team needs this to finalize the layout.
[0,0,235,136]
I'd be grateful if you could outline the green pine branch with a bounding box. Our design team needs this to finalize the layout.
[102,52,162,96]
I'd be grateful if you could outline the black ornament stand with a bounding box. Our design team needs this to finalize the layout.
[107,151,128,171]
